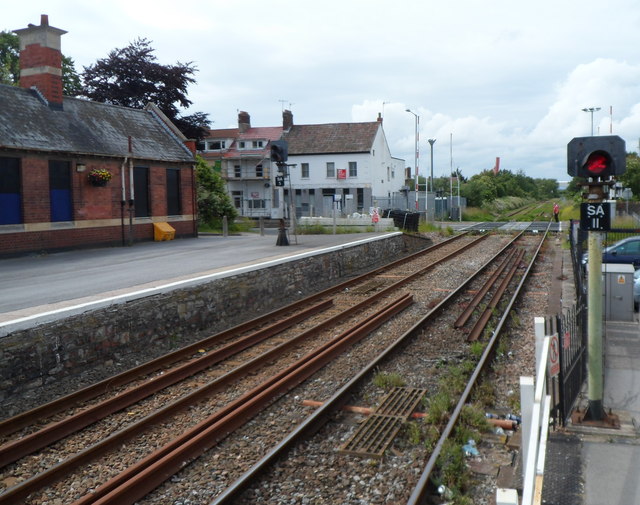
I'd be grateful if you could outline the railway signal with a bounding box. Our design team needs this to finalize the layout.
[568,134,626,424]
[567,135,626,179]
[270,140,288,163]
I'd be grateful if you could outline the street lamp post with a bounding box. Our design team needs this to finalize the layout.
[406,109,419,211]
[428,138,436,221]
[582,107,601,136]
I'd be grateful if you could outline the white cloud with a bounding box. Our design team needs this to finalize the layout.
[5,0,640,181]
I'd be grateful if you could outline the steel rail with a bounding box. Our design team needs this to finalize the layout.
[453,248,517,328]
[69,294,414,505]
[0,233,465,438]
[210,232,527,504]
[0,299,333,468]
[0,234,484,504]
[466,247,526,342]
[406,224,550,505]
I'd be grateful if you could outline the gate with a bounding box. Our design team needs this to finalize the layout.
[555,305,587,425]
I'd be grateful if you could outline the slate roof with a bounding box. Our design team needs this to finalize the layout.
[0,84,194,163]
[282,122,380,155]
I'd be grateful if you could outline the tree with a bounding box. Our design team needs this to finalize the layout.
[0,30,20,85]
[61,55,82,96]
[195,155,236,228]
[620,153,640,199]
[0,30,82,96]
[82,38,210,140]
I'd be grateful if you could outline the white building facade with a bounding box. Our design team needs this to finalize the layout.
[280,113,405,218]
[200,111,405,219]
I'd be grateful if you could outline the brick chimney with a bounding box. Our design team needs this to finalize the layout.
[238,111,251,133]
[14,14,66,108]
[283,109,293,131]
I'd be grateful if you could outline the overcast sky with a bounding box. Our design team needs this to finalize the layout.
[5,0,640,182]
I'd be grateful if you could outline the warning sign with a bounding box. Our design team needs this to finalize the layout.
[618,275,626,284]
[548,333,560,377]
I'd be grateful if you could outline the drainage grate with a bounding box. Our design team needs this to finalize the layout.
[339,387,426,458]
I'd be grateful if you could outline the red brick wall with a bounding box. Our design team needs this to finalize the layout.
[19,44,63,104]
[0,152,197,256]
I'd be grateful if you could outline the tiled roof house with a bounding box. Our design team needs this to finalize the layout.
[200,110,404,219]
[0,15,197,256]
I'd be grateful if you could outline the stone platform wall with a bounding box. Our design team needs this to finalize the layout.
[0,233,430,413]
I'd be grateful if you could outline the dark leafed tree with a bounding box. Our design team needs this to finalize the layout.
[81,38,210,140]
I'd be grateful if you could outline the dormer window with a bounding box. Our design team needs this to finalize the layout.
[208,140,225,150]
[252,140,264,148]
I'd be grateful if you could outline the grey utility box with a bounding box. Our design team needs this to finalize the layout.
[602,263,635,321]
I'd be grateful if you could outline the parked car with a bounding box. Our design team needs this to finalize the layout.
[582,236,640,270]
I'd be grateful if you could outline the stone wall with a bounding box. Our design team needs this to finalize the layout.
[0,233,430,414]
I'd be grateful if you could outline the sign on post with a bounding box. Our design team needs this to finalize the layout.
[580,202,611,231]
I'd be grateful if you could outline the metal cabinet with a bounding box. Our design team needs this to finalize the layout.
[603,263,635,321]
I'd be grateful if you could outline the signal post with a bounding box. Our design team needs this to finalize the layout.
[567,135,626,423]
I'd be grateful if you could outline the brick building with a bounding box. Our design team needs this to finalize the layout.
[0,15,197,256]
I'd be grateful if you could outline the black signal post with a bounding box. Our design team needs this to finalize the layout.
[568,134,626,423]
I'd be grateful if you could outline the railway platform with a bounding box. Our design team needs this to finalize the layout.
[541,244,640,505]
[0,231,400,331]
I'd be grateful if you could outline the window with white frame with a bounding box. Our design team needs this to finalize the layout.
[326,162,335,178]
[301,163,309,178]
[232,191,243,208]
[252,140,264,148]
[349,161,357,177]
[234,165,242,178]
[248,199,266,209]
[256,164,263,177]
[208,140,226,150]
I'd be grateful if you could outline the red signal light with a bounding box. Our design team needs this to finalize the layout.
[583,151,610,176]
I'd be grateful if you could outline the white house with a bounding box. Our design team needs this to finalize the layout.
[282,112,405,217]
[200,110,405,219]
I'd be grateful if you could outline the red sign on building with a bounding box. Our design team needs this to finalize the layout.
[337,169,347,179]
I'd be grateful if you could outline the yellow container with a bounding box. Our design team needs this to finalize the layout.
[153,222,175,241]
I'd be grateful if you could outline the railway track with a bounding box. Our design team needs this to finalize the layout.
[0,228,551,504]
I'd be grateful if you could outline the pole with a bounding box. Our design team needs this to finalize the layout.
[585,230,604,420]
[582,107,601,136]
[457,174,461,221]
[428,138,436,221]
[406,109,419,212]
[449,133,453,220]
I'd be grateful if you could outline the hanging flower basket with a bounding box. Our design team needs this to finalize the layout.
[87,168,112,187]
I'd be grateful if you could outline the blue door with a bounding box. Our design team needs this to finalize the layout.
[0,157,21,225]
[49,161,72,222]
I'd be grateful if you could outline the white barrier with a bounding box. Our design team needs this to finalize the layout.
[499,317,552,505]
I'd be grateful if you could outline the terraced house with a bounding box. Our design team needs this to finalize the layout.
[0,15,197,256]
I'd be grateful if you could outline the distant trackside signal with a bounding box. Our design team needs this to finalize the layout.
[270,140,288,163]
